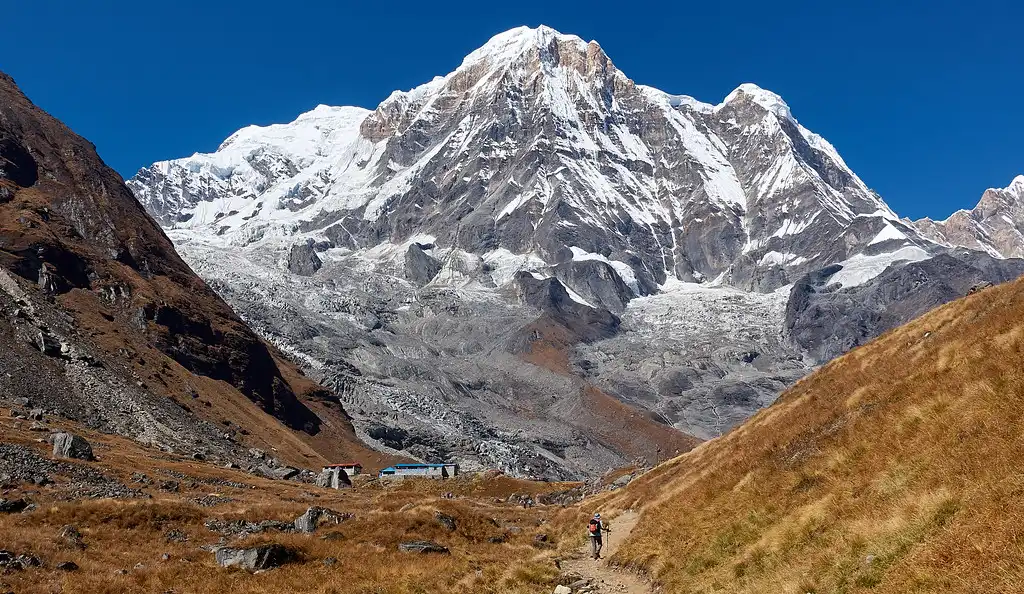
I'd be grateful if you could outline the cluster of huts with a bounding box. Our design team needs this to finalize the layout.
[316,461,459,489]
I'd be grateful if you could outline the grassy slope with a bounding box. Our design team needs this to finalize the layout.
[0,418,578,594]
[606,278,1024,593]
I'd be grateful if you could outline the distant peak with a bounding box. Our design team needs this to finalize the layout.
[460,25,592,69]
[719,83,793,120]
[1008,175,1024,195]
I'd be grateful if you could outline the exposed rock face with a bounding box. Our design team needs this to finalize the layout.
[51,433,94,461]
[287,240,322,276]
[398,540,450,554]
[0,498,29,513]
[787,251,1024,363]
[404,244,442,286]
[214,544,296,571]
[315,467,352,489]
[0,71,386,470]
[293,506,350,533]
[915,176,1024,258]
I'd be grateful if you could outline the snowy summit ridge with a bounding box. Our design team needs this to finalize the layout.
[914,175,1024,259]
[129,24,933,297]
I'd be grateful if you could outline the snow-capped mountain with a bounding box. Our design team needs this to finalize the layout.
[129,25,933,298]
[129,26,1018,478]
[914,176,1024,258]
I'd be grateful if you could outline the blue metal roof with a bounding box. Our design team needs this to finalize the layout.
[394,463,449,468]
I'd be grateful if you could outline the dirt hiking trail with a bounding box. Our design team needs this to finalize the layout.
[561,510,654,593]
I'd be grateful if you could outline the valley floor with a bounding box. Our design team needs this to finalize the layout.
[0,411,597,594]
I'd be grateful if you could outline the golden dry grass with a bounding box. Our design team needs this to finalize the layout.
[602,279,1024,593]
[0,419,581,594]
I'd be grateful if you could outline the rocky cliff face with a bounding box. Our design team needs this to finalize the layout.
[0,72,386,470]
[914,176,1024,258]
[127,26,1018,478]
[786,251,1024,364]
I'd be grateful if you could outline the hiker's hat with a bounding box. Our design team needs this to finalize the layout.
[594,513,601,518]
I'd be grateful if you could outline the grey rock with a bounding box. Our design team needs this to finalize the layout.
[214,544,296,571]
[0,498,28,513]
[294,507,351,533]
[315,467,352,490]
[287,240,322,276]
[0,550,42,570]
[256,465,299,481]
[51,432,94,461]
[610,473,634,488]
[293,507,324,533]
[164,529,188,543]
[28,408,44,421]
[398,540,450,554]
[56,561,79,571]
[57,525,85,549]
[434,511,457,532]
[787,251,1024,363]
[405,244,443,286]
[159,480,180,492]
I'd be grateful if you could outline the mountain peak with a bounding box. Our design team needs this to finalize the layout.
[719,82,793,120]
[1005,175,1024,197]
[461,25,592,69]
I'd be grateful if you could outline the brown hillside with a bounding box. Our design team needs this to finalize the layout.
[0,72,388,470]
[602,276,1024,592]
[0,416,575,594]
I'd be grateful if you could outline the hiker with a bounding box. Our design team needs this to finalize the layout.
[588,513,609,559]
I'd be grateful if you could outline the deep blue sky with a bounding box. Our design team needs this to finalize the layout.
[3,0,1021,219]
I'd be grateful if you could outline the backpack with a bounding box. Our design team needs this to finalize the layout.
[588,520,599,535]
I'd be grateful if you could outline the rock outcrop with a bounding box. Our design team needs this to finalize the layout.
[398,540,450,554]
[51,433,94,461]
[287,240,322,276]
[214,544,296,571]
[787,251,1024,363]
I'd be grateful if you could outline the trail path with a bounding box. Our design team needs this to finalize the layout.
[560,510,654,594]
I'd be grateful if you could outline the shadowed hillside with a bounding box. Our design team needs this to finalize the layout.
[601,277,1024,593]
[0,71,389,470]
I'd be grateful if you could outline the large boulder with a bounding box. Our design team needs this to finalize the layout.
[434,511,457,532]
[256,465,299,481]
[404,244,443,286]
[552,259,636,313]
[51,433,94,461]
[0,498,29,513]
[214,544,296,571]
[293,506,350,533]
[315,467,352,490]
[398,540,450,554]
[287,240,323,276]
